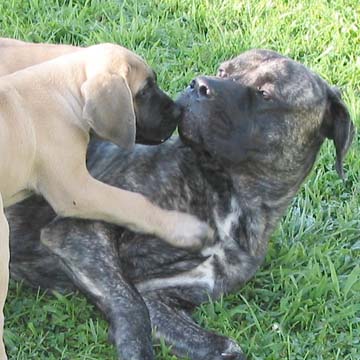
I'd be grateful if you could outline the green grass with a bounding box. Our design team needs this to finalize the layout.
[1,0,359,358]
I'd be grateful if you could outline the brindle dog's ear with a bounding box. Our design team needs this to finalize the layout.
[217,60,234,78]
[320,86,355,178]
[81,73,136,149]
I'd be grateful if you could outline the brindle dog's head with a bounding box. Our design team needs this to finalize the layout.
[178,49,354,182]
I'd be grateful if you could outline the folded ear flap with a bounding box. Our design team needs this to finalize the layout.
[81,73,136,149]
[320,86,355,178]
[217,61,233,78]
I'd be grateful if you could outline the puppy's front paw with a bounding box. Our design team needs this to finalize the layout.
[162,211,214,249]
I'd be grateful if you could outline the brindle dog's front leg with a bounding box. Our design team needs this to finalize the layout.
[40,218,154,360]
[143,291,246,360]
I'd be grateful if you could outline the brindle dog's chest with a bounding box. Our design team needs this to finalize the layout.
[213,196,242,242]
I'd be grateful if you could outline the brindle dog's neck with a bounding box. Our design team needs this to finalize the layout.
[194,139,323,259]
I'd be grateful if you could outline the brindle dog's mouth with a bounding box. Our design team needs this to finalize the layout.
[135,133,171,145]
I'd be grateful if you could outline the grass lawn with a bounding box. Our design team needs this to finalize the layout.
[1,0,359,359]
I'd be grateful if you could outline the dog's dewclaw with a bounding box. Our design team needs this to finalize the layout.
[221,352,246,360]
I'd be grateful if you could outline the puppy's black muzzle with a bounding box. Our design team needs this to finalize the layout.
[135,90,183,145]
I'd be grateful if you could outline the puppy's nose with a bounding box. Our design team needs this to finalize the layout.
[189,77,212,97]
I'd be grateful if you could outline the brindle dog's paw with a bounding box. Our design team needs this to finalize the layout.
[221,351,246,360]
[163,210,214,250]
[195,337,246,360]
[219,340,246,360]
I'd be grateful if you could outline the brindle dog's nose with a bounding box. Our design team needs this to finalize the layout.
[189,77,212,97]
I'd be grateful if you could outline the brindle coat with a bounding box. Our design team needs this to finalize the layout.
[7,50,354,359]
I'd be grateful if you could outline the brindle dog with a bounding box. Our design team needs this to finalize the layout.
[7,50,354,359]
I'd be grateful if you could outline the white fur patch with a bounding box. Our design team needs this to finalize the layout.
[136,199,243,295]
[213,196,241,240]
[136,256,216,294]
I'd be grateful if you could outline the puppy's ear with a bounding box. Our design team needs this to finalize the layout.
[320,86,355,178]
[81,73,136,149]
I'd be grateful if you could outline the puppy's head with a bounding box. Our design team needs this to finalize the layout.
[178,49,354,178]
[81,44,181,148]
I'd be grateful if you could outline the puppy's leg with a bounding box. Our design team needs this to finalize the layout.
[41,168,213,249]
[0,195,9,360]
[143,291,245,360]
[40,218,154,360]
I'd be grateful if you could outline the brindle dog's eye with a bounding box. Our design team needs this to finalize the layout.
[138,87,147,97]
[257,88,271,100]
[218,68,228,78]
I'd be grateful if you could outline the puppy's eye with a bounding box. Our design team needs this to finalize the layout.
[257,88,271,100]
